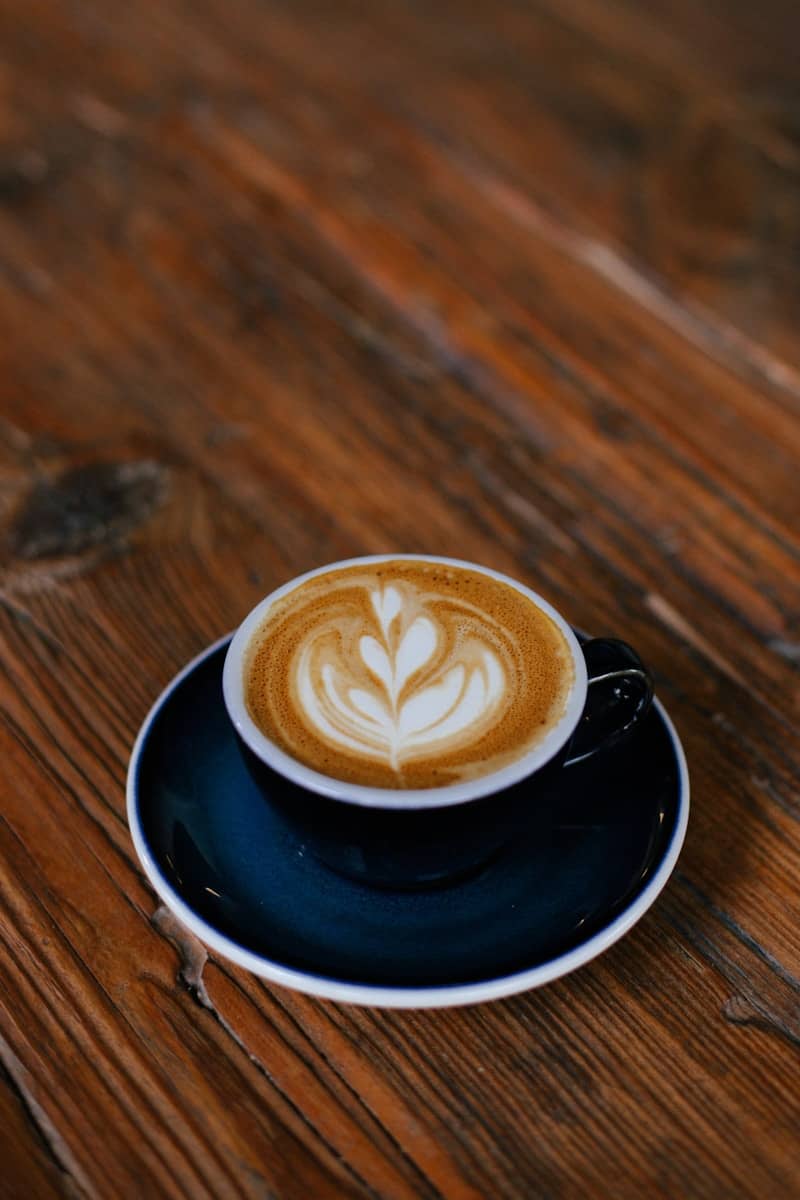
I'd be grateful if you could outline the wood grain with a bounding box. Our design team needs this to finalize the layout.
[0,0,798,1196]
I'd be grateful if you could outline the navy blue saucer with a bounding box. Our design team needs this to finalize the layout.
[128,636,689,1007]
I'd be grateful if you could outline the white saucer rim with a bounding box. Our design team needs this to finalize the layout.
[127,634,690,1009]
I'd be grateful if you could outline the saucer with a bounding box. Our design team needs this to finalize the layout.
[127,636,689,1008]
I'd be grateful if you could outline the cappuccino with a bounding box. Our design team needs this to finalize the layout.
[244,560,574,789]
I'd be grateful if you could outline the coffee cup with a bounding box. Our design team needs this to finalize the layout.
[223,556,653,888]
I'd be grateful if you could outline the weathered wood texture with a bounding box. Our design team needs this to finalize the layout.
[1,0,799,1196]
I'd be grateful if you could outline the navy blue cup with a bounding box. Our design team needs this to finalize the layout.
[223,558,653,890]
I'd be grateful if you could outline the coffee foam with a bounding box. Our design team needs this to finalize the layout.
[244,561,574,789]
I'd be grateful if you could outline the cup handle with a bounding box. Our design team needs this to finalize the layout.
[563,636,654,767]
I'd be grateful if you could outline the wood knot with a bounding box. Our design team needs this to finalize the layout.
[9,460,167,561]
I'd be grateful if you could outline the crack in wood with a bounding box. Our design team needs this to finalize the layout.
[676,874,800,993]
[150,909,390,1200]
[0,1034,96,1199]
[723,995,800,1050]
[0,592,65,654]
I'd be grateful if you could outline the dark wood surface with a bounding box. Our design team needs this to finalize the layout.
[1,0,799,1196]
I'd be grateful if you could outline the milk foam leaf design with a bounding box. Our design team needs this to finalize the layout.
[295,585,510,772]
[394,617,437,696]
[397,665,465,738]
[371,585,402,639]
[348,688,392,728]
[359,636,393,695]
[360,616,438,701]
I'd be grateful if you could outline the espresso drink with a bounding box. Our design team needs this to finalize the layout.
[244,560,574,789]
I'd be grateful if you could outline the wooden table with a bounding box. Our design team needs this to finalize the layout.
[2,1,799,1196]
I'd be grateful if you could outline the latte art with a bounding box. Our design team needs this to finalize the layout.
[298,585,506,770]
[244,561,574,788]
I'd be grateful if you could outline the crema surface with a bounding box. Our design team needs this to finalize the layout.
[244,561,574,788]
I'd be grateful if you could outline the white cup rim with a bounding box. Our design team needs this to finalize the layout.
[222,555,588,810]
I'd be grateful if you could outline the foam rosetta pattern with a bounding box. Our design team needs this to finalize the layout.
[245,561,574,789]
